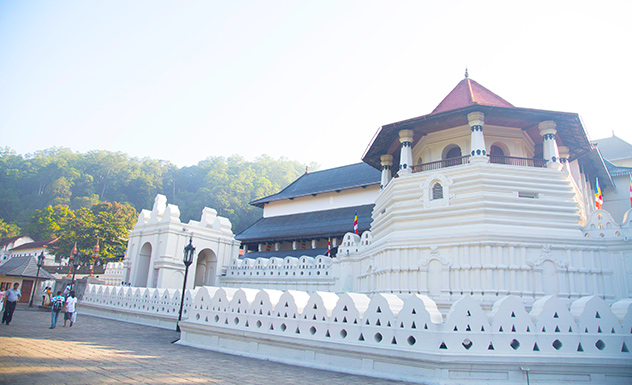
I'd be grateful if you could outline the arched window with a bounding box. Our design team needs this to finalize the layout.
[442,145,462,167]
[432,182,443,200]
[490,144,506,164]
[445,147,462,159]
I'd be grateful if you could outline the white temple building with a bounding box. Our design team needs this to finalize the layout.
[123,75,632,309]
[102,75,632,384]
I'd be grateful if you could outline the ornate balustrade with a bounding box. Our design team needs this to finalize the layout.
[411,155,547,173]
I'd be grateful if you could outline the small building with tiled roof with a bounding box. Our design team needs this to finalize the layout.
[0,235,34,263]
[2,238,60,267]
[0,255,55,304]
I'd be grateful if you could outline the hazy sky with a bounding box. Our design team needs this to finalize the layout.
[1,1,630,170]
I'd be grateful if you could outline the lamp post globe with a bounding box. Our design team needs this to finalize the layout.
[29,252,45,308]
[177,237,195,332]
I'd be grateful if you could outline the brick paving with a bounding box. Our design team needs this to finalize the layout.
[0,304,416,385]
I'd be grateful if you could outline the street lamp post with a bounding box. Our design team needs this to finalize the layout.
[177,237,195,332]
[71,253,81,286]
[67,242,77,278]
[28,252,45,308]
[90,240,99,277]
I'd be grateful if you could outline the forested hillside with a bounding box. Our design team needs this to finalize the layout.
[0,147,314,237]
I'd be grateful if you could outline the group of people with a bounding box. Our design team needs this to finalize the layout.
[1,282,22,325]
[0,282,79,329]
[49,284,77,329]
[119,281,132,287]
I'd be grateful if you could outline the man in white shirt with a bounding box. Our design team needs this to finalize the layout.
[63,291,77,327]
[2,283,21,325]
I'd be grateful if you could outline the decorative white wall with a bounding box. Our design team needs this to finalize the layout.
[79,283,632,383]
[81,284,195,329]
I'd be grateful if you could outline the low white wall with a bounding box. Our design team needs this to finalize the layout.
[78,283,632,384]
[179,287,632,385]
[80,284,195,329]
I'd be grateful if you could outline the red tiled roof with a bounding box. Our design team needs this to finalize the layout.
[431,77,513,115]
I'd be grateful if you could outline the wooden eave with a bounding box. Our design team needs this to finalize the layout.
[362,105,593,171]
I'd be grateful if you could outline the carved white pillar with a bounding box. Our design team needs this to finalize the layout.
[558,146,570,173]
[380,154,393,189]
[468,111,488,163]
[311,239,317,249]
[274,242,280,251]
[292,241,297,250]
[398,129,414,175]
[539,121,562,170]
[258,243,263,252]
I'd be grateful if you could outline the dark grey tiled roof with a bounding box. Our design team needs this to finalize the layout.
[236,204,374,243]
[241,248,334,260]
[250,163,380,207]
[593,135,632,161]
[604,159,632,177]
[0,256,54,279]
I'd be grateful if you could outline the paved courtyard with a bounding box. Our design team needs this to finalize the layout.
[0,304,415,385]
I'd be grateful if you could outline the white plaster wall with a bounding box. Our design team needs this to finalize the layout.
[263,186,379,218]
[348,162,632,305]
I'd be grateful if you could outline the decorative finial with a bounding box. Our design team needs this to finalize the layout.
[465,67,469,78]
[305,166,309,174]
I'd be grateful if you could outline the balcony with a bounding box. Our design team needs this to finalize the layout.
[411,155,547,173]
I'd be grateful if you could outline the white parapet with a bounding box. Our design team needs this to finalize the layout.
[177,286,632,385]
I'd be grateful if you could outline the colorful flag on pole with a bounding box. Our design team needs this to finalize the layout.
[327,236,331,257]
[595,178,603,210]
[629,174,632,208]
[354,211,358,234]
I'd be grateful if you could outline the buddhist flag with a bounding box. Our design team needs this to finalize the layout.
[354,211,358,234]
[629,175,632,208]
[595,178,603,210]
[327,236,331,257]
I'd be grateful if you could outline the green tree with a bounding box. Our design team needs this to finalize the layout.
[0,218,21,239]
[26,204,75,241]
[51,201,137,261]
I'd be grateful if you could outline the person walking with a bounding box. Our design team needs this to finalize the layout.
[43,286,52,306]
[63,291,77,327]
[49,291,64,329]
[2,282,21,325]
[0,284,6,314]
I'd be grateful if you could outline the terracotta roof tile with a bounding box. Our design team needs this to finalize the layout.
[431,77,513,115]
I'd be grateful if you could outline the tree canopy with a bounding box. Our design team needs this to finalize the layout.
[0,147,315,244]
